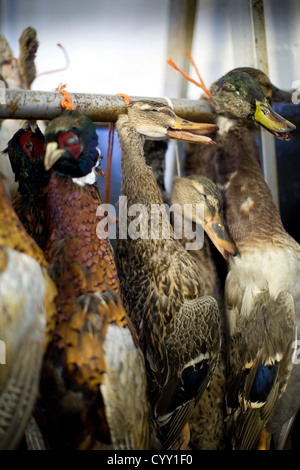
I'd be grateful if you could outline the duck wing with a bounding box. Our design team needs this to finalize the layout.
[154,295,220,449]
[226,290,296,449]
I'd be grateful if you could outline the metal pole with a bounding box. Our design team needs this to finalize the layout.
[0,89,214,123]
[163,0,197,188]
[164,0,197,99]
[250,0,280,210]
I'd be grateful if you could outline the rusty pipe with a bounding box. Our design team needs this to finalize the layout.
[0,88,214,123]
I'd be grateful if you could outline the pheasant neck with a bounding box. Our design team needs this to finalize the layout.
[0,179,47,266]
[44,171,121,304]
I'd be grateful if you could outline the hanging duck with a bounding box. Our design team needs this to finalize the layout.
[34,89,151,450]
[0,171,57,449]
[168,56,299,450]
[171,174,234,449]
[115,94,237,450]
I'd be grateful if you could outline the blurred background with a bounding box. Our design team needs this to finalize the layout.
[1,0,300,239]
[1,0,299,96]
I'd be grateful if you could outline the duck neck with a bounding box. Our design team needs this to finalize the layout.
[116,115,165,208]
[214,116,284,248]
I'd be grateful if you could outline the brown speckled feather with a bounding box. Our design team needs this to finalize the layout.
[44,174,120,300]
[12,193,48,250]
[115,109,221,450]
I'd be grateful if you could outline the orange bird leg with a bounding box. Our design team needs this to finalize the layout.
[55,83,76,110]
[183,49,212,99]
[167,52,212,100]
[117,92,131,105]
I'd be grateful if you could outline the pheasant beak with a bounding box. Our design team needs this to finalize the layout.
[167,115,217,145]
[44,142,66,170]
[204,213,237,260]
[254,99,296,141]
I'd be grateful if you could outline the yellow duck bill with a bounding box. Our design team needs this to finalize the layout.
[204,215,238,260]
[254,99,296,141]
[167,115,218,145]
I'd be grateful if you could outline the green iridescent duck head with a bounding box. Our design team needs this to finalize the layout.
[210,70,296,140]
[230,67,293,103]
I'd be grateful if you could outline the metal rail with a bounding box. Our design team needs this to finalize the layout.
[250,0,280,210]
[0,88,214,123]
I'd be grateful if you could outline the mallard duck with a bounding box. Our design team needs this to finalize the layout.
[209,69,295,140]
[115,96,237,450]
[208,70,299,450]
[230,67,293,103]
[34,108,151,450]
[0,172,57,449]
[168,59,299,448]
[184,68,298,450]
[184,66,294,182]
[171,174,234,449]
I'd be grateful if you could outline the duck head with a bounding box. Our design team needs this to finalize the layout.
[230,67,293,103]
[210,70,295,141]
[44,109,100,177]
[125,100,218,145]
[171,174,237,259]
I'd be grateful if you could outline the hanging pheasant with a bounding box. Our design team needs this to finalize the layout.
[4,120,49,249]
[35,86,151,450]
[0,169,57,449]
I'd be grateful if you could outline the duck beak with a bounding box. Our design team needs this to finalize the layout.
[167,115,217,145]
[254,99,296,141]
[44,142,66,170]
[204,213,238,260]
